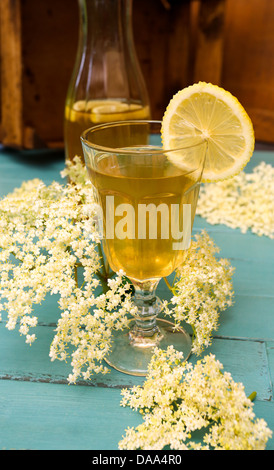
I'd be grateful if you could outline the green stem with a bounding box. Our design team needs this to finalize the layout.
[97,242,113,281]
[95,270,110,294]
[248,391,257,402]
[72,242,115,295]
[163,277,173,292]
[95,242,115,293]
[74,265,78,288]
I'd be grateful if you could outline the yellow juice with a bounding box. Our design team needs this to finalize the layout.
[64,99,150,162]
[88,153,200,281]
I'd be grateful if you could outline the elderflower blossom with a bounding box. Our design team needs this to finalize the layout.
[50,270,136,383]
[0,169,137,382]
[165,231,235,355]
[0,156,234,382]
[197,162,274,239]
[119,346,272,450]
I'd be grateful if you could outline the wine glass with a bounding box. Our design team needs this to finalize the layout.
[81,121,207,375]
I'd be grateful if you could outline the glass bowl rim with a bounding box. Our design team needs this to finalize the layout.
[80,119,206,155]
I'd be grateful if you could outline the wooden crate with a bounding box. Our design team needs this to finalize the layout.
[1,0,273,149]
[221,0,274,144]
[135,0,226,118]
[0,0,79,149]
[0,0,227,149]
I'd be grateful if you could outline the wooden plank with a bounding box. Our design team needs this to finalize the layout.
[218,295,274,341]
[245,107,274,144]
[252,400,274,450]
[0,372,273,450]
[0,146,273,451]
[222,0,274,143]
[205,337,272,401]
[0,320,272,400]
[0,148,64,197]
[266,341,274,396]
[0,379,142,450]
[0,0,78,149]
[226,259,274,298]
[0,311,273,392]
[20,0,78,147]
[0,0,23,147]
[133,0,191,119]
[193,225,274,267]
[193,0,226,84]
[0,335,272,449]
[2,0,274,147]
[165,1,192,101]
[0,324,145,389]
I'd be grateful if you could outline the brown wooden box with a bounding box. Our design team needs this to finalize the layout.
[1,0,274,150]
[0,0,79,149]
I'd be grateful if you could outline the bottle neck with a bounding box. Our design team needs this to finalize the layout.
[68,0,149,106]
[79,0,132,52]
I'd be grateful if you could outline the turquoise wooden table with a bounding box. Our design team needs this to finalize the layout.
[0,145,274,451]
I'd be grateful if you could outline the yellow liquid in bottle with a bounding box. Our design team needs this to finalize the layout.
[64,99,150,163]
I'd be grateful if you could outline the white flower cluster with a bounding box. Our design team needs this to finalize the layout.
[0,171,135,381]
[165,231,234,355]
[119,346,272,450]
[0,175,99,336]
[197,162,274,238]
[50,270,136,382]
[0,157,234,382]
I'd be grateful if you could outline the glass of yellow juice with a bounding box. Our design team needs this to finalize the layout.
[81,121,207,375]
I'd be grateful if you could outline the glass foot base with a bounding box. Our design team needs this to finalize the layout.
[105,318,192,376]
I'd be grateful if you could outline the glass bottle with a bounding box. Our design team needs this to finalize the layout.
[64,0,151,163]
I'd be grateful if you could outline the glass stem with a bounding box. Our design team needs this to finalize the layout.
[129,279,163,346]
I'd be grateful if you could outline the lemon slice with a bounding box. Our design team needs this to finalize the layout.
[66,100,121,121]
[92,102,132,114]
[91,102,149,123]
[161,82,255,182]
[66,100,150,123]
